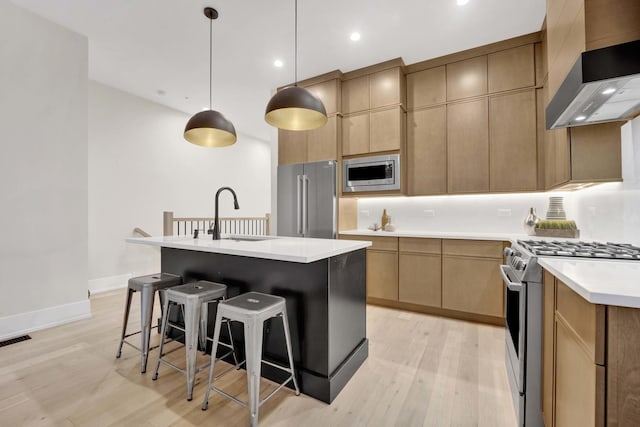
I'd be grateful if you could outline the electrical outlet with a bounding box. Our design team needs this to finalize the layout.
[360,210,370,217]
[498,209,512,217]
[423,209,435,217]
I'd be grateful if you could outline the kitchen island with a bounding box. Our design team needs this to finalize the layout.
[126,235,371,403]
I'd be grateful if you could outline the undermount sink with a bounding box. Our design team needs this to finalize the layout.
[221,236,275,242]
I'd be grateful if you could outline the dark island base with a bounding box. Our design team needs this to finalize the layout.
[161,247,368,403]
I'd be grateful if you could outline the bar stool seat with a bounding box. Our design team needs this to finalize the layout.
[115,273,182,373]
[201,291,299,427]
[152,280,237,401]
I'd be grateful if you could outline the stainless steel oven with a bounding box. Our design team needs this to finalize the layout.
[501,242,543,427]
[342,154,400,192]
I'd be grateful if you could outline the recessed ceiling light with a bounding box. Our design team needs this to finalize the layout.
[350,32,361,42]
[457,0,470,5]
[601,87,616,95]
[274,59,284,68]
[575,115,587,121]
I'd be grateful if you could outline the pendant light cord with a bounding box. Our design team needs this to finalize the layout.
[294,0,298,86]
[209,14,213,110]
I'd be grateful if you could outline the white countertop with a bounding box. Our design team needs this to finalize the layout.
[539,257,640,308]
[126,235,371,263]
[340,229,519,241]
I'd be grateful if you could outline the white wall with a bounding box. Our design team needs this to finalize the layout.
[88,81,271,292]
[357,116,640,245]
[0,0,89,338]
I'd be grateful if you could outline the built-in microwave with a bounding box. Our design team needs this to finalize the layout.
[343,154,401,192]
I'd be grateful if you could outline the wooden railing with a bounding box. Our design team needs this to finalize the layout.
[163,211,271,237]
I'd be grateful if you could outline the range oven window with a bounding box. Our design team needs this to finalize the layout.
[348,164,391,181]
[506,286,520,356]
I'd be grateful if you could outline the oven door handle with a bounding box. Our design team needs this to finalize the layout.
[500,265,523,292]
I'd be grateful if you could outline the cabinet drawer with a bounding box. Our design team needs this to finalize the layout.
[366,236,398,251]
[399,237,441,254]
[339,235,398,252]
[556,280,605,365]
[442,239,503,258]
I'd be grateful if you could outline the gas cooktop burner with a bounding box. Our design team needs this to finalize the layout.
[518,240,640,260]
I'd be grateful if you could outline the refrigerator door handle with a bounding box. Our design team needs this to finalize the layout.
[296,175,302,235]
[302,174,309,235]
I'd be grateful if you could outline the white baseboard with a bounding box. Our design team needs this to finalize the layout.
[0,299,91,342]
[88,273,131,295]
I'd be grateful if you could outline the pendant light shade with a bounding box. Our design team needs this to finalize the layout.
[265,0,328,131]
[184,110,236,147]
[265,86,328,131]
[184,7,237,147]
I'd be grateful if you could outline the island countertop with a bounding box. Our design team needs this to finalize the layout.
[126,235,372,263]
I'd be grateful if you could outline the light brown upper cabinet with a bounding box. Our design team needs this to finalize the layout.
[407,106,447,195]
[342,106,405,156]
[279,116,340,165]
[278,76,341,165]
[307,116,339,162]
[342,66,405,114]
[370,67,405,109]
[306,79,340,115]
[487,44,536,93]
[447,99,489,194]
[342,75,369,114]
[544,122,622,190]
[446,56,488,101]
[342,112,369,156]
[278,128,306,165]
[406,66,446,110]
[489,89,538,192]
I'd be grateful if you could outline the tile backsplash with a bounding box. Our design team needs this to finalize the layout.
[357,116,640,245]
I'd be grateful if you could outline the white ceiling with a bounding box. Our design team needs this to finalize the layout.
[11,0,545,141]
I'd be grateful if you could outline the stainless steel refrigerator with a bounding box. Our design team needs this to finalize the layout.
[277,160,337,238]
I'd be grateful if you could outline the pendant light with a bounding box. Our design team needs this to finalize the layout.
[264,0,328,131]
[184,7,237,147]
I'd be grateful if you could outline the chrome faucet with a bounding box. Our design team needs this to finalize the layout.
[210,187,239,240]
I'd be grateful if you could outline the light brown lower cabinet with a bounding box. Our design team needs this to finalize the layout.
[398,238,442,307]
[442,255,503,317]
[367,250,398,300]
[542,271,640,427]
[339,235,505,323]
[442,239,504,318]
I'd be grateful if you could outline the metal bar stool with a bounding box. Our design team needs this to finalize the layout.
[152,280,238,401]
[201,292,299,427]
[115,273,182,373]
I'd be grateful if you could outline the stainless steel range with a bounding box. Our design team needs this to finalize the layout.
[501,241,543,427]
[518,239,640,260]
[501,239,640,427]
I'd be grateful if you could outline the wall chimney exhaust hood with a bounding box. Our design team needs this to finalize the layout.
[546,40,640,130]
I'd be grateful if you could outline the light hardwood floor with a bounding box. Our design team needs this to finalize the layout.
[0,290,516,426]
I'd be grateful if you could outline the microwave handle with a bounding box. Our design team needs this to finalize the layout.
[296,175,302,235]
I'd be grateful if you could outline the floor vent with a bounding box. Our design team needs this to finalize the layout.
[0,335,32,348]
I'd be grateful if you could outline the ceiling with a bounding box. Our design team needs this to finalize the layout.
[11,0,546,142]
